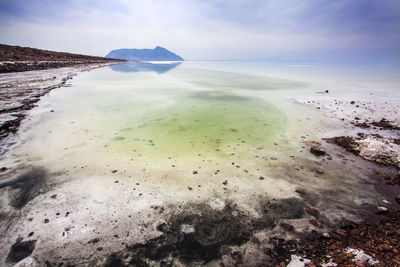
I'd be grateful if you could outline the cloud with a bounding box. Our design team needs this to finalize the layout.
[0,0,399,62]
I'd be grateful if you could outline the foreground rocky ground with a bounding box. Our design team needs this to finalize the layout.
[280,92,400,266]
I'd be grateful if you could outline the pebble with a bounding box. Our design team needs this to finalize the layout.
[280,223,294,231]
[192,171,198,174]
[395,195,400,204]
[306,207,320,218]
[376,206,388,215]
[310,146,326,156]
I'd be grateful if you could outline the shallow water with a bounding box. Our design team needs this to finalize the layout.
[0,61,399,265]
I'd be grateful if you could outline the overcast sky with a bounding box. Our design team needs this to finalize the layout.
[0,0,399,62]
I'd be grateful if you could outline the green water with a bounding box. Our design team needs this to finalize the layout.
[110,92,286,156]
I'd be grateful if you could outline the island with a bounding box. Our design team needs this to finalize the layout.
[105,46,184,61]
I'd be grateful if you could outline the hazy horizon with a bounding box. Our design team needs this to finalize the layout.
[0,0,399,63]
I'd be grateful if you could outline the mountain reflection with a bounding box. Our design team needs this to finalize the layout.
[109,62,182,74]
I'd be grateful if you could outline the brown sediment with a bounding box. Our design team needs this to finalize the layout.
[278,211,400,266]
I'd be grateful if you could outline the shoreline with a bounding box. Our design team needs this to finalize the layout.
[0,62,122,144]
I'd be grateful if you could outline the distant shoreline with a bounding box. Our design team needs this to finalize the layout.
[0,44,124,73]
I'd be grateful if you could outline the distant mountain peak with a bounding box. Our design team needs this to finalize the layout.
[105,47,183,61]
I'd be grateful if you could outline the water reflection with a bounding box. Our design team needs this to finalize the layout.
[109,62,182,74]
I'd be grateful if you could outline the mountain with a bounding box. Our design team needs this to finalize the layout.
[105,46,183,61]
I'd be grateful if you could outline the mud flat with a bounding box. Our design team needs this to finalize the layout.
[0,62,399,266]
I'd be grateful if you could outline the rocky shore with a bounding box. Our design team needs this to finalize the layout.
[279,92,400,266]
[0,44,123,73]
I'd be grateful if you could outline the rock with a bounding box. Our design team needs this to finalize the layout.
[309,219,319,226]
[0,167,8,172]
[395,195,400,204]
[306,207,320,218]
[222,180,228,185]
[295,188,306,195]
[6,238,37,264]
[378,244,392,251]
[13,256,40,267]
[240,229,251,237]
[280,223,294,231]
[259,176,264,180]
[375,206,388,215]
[315,169,324,175]
[263,247,271,254]
[44,219,49,223]
[334,228,347,237]
[305,141,321,147]
[88,238,100,244]
[111,170,118,173]
[192,170,198,174]
[325,90,329,93]
[350,101,355,104]
[310,146,326,156]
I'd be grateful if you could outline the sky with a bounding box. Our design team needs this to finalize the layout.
[0,0,399,63]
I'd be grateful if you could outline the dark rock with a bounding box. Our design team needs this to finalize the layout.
[44,219,49,223]
[240,229,251,237]
[88,238,100,244]
[371,118,400,130]
[315,169,324,175]
[263,247,272,254]
[309,219,319,226]
[334,229,347,237]
[259,176,265,180]
[306,207,320,218]
[396,195,400,204]
[111,170,118,173]
[310,146,326,156]
[280,223,294,231]
[192,171,198,174]
[0,167,7,172]
[378,244,392,251]
[6,238,37,263]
